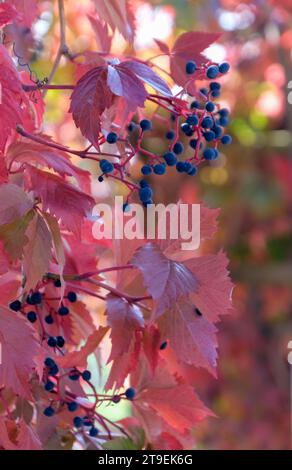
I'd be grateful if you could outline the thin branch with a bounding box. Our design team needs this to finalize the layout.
[44,0,68,95]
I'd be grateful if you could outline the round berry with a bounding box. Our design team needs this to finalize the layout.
[139,119,152,131]
[211,89,221,98]
[47,337,57,348]
[165,130,175,140]
[204,131,216,142]
[45,314,54,325]
[127,122,136,132]
[186,115,199,126]
[43,406,54,417]
[180,122,191,134]
[210,82,221,91]
[176,161,186,173]
[189,139,198,149]
[139,186,153,203]
[219,108,229,117]
[9,300,21,311]
[98,175,104,182]
[54,279,61,288]
[153,163,166,175]
[106,132,118,144]
[212,124,223,138]
[30,292,42,305]
[183,161,192,173]
[67,401,78,412]
[44,357,55,368]
[141,164,152,176]
[160,341,168,350]
[188,166,198,176]
[44,380,54,392]
[185,60,197,74]
[203,148,216,160]
[139,179,149,188]
[99,159,114,174]
[125,387,136,400]
[82,370,91,381]
[67,291,77,303]
[219,62,230,74]
[218,116,229,127]
[73,416,83,428]
[200,87,209,96]
[48,364,59,376]
[56,336,65,348]
[163,152,177,166]
[205,101,215,112]
[27,311,37,323]
[190,100,200,109]
[58,305,69,316]
[206,65,219,79]
[173,142,184,155]
[89,427,99,437]
[202,117,213,129]
[221,134,232,145]
[69,371,80,381]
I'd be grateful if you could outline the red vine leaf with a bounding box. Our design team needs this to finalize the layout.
[92,0,135,42]
[0,183,33,226]
[0,3,19,28]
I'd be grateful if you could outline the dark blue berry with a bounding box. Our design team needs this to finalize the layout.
[188,166,198,176]
[89,427,99,437]
[141,164,152,176]
[221,135,232,145]
[30,292,42,305]
[219,108,229,117]
[165,130,175,140]
[73,416,83,428]
[67,401,78,412]
[44,357,55,368]
[48,364,59,376]
[200,87,209,96]
[211,89,221,98]
[185,60,197,74]
[43,406,54,417]
[69,371,80,381]
[173,142,184,155]
[9,300,21,311]
[125,387,136,400]
[139,186,153,203]
[212,124,223,138]
[123,203,130,212]
[127,122,136,132]
[202,117,213,129]
[190,100,200,109]
[58,305,69,316]
[203,148,216,160]
[205,101,215,112]
[160,341,168,350]
[204,131,216,142]
[140,119,152,131]
[47,337,57,348]
[82,370,91,381]
[139,179,149,188]
[183,162,192,173]
[67,291,77,303]
[54,279,61,287]
[44,380,54,392]
[186,115,199,126]
[99,159,114,174]
[206,65,219,79]
[219,62,230,74]
[176,161,186,173]
[210,82,221,91]
[98,175,104,182]
[189,139,198,149]
[153,163,166,175]
[163,152,177,166]
[56,336,65,348]
[45,314,54,324]
[106,132,118,144]
[27,311,37,323]
[218,116,229,127]
[180,122,191,134]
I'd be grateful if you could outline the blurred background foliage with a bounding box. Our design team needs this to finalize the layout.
[10,0,292,449]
